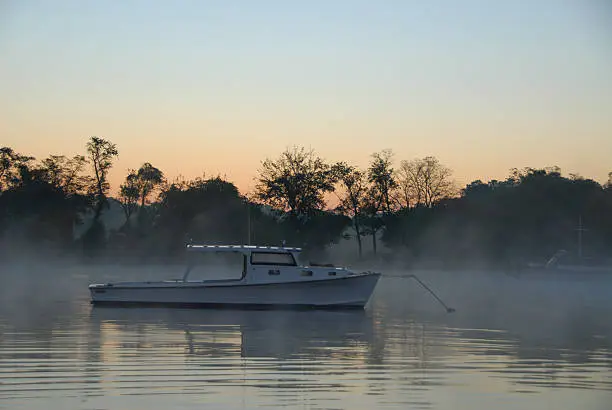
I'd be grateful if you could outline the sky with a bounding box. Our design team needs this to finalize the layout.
[1,0,611,194]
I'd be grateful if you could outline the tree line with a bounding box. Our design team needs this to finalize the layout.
[1,137,611,268]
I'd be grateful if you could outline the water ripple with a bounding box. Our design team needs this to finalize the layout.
[1,270,612,409]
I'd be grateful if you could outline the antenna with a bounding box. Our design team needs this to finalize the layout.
[576,214,588,260]
[247,204,251,245]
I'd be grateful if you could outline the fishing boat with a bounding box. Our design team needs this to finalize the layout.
[89,244,381,309]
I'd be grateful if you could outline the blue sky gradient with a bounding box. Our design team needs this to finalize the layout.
[1,0,611,192]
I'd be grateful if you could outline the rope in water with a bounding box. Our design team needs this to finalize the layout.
[381,273,456,313]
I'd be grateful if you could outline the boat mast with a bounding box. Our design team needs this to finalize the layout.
[576,214,587,260]
[247,204,252,245]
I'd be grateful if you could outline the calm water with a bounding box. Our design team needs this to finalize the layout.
[1,265,611,409]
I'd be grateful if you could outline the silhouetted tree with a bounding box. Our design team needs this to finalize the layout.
[380,165,612,268]
[368,149,396,213]
[335,163,368,257]
[363,150,396,254]
[86,137,118,222]
[0,147,35,191]
[133,162,165,208]
[39,154,89,195]
[254,146,339,217]
[118,172,139,228]
[2,140,612,267]
[0,155,89,253]
[154,176,248,257]
[297,210,351,258]
[397,156,456,208]
[123,162,165,231]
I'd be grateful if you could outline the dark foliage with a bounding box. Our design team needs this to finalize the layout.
[383,168,612,268]
[0,142,610,269]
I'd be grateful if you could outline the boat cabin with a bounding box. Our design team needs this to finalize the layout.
[183,244,352,284]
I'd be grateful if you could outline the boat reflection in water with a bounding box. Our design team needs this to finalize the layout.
[2,270,611,410]
[88,306,383,361]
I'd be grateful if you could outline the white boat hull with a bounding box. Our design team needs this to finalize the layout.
[90,273,381,309]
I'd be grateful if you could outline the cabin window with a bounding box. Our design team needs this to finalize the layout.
[251,252,296,266]
[187,252,246,280]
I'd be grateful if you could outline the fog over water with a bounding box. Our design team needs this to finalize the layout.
[1,258,611,410]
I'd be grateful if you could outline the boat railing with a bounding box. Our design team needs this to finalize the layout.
[186,244,302,253]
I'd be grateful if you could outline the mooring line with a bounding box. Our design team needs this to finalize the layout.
[382,273,456,313]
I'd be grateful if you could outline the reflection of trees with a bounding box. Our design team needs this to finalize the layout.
[415,298,612,391]
[86,307,408,400]
[0,272,104,401]
[94,303,606,397]
[2,269,611,405]
[371,271,612,393]
[351,300,451,403]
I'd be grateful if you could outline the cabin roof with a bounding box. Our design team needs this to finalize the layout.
[186,244,302,253]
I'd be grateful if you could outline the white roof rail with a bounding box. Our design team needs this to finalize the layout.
[186,244,302,253]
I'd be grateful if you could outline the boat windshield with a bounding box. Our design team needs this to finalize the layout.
[250,252,296,266]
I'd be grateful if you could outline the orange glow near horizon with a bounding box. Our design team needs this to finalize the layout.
[1,2,610,197]
[3,125,612,201]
